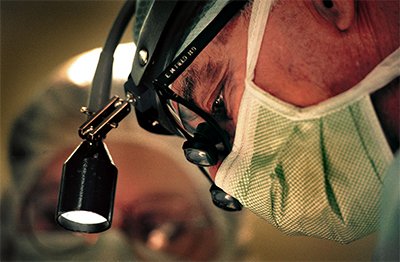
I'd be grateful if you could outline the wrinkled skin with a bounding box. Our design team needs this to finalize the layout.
[173,0,399,178]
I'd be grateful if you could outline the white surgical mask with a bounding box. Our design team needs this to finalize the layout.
[215,0,399,243]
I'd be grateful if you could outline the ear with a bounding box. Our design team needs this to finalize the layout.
[313,0,355,31]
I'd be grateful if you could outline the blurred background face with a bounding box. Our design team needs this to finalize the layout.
[24,142,221,261]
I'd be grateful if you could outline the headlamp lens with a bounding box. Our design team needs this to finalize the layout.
[59,211,107,225]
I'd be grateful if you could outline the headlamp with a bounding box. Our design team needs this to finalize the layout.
[56,96,131,233]
[55,0,134,233]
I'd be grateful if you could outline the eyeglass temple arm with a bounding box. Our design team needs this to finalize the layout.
[198,166,215,184]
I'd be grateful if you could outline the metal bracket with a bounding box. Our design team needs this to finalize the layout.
[79,96,131,141]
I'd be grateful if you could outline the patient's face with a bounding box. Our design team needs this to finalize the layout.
[24,142,221,261]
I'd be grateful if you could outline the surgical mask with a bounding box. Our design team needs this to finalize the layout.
[215,0,398,243]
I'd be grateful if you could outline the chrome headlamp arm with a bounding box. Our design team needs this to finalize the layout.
[79,95,132,141]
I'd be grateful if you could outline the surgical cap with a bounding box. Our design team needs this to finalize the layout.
[133,0,235,56]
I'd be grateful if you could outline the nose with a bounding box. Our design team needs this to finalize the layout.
[75,232,101,245]
[207,160,223,180]
[146,222,183,251]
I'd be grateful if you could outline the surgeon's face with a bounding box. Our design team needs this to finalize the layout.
[171,0,399,177]
[23,142,222,261]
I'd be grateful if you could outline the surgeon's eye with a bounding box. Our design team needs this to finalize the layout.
[211,87,231,122]
[212,93,226,118]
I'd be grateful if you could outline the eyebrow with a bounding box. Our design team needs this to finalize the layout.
[181,59,225,102]
[182,72,195,101]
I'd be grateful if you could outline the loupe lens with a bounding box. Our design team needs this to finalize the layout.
[209,184,242,211]
[165,99,202,136]
[183,143,218,166]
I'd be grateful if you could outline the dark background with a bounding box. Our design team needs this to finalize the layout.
[1,1,132,192]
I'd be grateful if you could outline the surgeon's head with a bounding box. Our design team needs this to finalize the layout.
[1,51,242,261]
[134,0,399,243]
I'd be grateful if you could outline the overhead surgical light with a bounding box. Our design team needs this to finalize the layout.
[67,42,136,87]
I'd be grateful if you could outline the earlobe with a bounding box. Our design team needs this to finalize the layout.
[313,0,355,31]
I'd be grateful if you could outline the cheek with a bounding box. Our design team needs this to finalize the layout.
[226,81,244,132]
[225,42,247,133]
[258,11,331,81]
[219,13,248,128]
[254,6,343,106]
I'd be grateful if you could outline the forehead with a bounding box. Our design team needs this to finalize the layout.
[172,7,248,94]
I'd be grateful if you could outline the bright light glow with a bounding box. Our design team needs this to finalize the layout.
[67,42,136,86]
[61,210,107,224]
[146,223,177,250]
